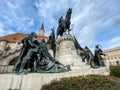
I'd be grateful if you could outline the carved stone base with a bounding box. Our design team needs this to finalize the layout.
[55,34,90,70]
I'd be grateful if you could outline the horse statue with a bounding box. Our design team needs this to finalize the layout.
[56,8,72,39]
[65,8,72,34]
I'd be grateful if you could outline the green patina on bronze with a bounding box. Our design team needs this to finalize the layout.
[13,32,70,75]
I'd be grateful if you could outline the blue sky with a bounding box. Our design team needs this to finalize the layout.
[0,0,120,50]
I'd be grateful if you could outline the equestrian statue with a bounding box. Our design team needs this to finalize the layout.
[57,8,72,39]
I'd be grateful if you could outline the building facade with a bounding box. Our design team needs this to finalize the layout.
[104,46,120,66]
[0,23,49,73]
[0,23,47,52]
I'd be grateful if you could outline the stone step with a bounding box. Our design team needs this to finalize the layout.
[71,67,109,75]
[0,65,13,74]
[70,65,91,70]
[0,67,110,90]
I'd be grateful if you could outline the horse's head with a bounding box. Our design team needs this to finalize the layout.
[66,8,72,20]
[68,8,72,14]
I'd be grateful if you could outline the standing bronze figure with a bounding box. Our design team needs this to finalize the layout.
[82,46,95,68]
[94,45,106,67]
[47,28,56,56]
[13,32,39,74]
[13,32,70,75]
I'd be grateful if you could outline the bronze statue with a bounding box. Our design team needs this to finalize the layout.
[35,39,70,73]
[13,33,70,75]
[82,46,95,68]
[56,16,66,39]
[94,45,105,67]
[56,8,72,38]
[47,28,56,56]
[13,32,39,74]
[73,34,83,50]
[65,8,72,34]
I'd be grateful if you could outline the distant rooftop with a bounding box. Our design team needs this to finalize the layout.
[0,33,49,43]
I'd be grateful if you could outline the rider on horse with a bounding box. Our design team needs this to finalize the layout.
[56,8,72,39]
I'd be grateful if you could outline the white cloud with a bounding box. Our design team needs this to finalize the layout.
[22,19,34,31]
[0,0,35,35]
[33,0,120,50]
[18,18,34,31]
[34,0,77,35]
[113,15,120,28]
[100,36,120,50]
[109,37,120,44]
[6,0,20,10]
[0,0,120,50]
[0,23,15,36]
[108,37,120,47]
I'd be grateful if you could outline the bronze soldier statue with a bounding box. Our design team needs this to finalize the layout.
[47,28,56,56]
[82,46,95,68]
[13,32,39,74]
[94,45,106,67]
[13,33,70,74]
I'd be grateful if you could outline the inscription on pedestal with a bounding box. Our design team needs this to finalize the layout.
[55,35,83,66]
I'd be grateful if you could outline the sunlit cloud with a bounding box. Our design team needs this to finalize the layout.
[0,0,120,50]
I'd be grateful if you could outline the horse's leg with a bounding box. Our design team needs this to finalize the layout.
[68,29,70,35]
[56,35,58,39]
[64,29,67,35]
[56,34,58,39]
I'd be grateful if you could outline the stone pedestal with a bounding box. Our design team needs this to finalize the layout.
[0,35,110,90]
[0,67,110,90]
[55,34,90,70]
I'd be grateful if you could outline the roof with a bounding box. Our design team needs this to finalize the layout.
[104,46,120,53]
[0,33,49,43]
[40,22,44,30]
